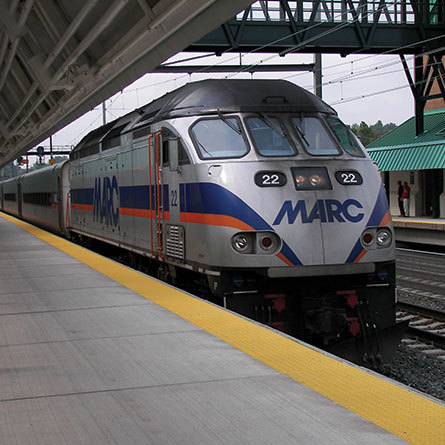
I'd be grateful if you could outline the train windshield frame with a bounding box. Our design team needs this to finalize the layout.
[325,116,366,158]
[245,115,297,157]
[291,115,341,156]
[189,116,249,159]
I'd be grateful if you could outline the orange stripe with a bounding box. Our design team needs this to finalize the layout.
[276,252,293,266]
[50,204,59,209]
[379,210,391,226]
[71,203,93,211]
[354,248,368,263]
[180,212,253,231]
[120,208,154,218]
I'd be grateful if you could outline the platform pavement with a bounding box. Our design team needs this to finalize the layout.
[0,211,443,444]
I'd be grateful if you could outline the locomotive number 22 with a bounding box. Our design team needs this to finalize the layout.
[341,173,358,183]
[335,171,363,185]
[255,171,286,187]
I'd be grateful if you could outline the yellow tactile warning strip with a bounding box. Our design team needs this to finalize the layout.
[392,218,445,225]
[2,212,444,444]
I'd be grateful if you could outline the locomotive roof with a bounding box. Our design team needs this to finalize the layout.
[71,79,336,156]
[139,79,336,123]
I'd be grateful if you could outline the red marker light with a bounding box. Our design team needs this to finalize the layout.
[261,236,273,248]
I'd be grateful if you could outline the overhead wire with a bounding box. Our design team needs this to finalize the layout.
[66,1,444,144]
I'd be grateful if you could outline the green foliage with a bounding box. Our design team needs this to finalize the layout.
[349,120,397,146]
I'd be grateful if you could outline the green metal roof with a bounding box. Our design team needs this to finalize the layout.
[367,143,445,171]
[367,108,445,171]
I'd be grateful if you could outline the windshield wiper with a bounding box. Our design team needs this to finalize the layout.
[295,124,310,147]
[217,111,242,134]
[259,113,288,139]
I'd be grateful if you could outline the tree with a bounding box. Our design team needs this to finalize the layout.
[349,120,397,146]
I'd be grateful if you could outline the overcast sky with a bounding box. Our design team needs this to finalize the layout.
[49,51,414,149]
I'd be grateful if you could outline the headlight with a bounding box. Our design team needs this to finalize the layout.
[231,232,281,254]
[232,234,250,252]
[291,167,332,190]
[376,228,392,247]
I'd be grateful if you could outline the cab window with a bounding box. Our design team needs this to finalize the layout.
[292,116,340,156]
[325,116,365,157]
[162,127,190,165]
[190,117,248,159]
[246,116,296,157]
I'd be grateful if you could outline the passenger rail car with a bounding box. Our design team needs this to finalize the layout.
[0,79,406,364]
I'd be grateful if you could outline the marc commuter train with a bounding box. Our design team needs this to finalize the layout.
[0,79,406,364]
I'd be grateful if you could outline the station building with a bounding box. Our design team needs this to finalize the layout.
[367,106,445,218]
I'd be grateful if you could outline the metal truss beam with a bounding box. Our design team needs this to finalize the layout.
[153,63,315,73]
[190,0,445,134]
[0,0,255,168]
[189,0,445,56]
[401,53,445,135]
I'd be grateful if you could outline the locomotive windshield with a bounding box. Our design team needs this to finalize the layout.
[190,117,248,159]
[246,116,296,157]
[325,116,365,157]
[292,116,340,156]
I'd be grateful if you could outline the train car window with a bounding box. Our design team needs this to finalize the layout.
[190,117,248,159]
[102,125,126,151]
[4,193,16,201]
[132,126,151,140]
[292,116,340,156]
[325,116,365,158]
[246,116,295,157]
[79,143,99,158]
[162,127,190,166]
[23,192,51,206]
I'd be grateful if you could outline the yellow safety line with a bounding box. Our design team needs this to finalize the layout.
[1,212,444,444]
[392,218,445,225]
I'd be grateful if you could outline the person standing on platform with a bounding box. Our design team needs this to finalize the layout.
[397,180,405,217]
[402,181,411,217]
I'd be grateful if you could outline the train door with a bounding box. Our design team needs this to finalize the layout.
[162,129,185,263]
[147,130,164,259]
[1,185,3,210]
[59,161,70,235]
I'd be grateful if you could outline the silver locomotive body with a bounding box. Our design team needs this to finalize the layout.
[2,79,403,363]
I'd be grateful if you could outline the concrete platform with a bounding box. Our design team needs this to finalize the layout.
[392,216,445,246]
[0,212,443,444]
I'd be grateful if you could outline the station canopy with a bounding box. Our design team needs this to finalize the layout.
[367,108,445,172]
[0,0,254,168]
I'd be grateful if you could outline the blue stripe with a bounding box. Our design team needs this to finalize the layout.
[345,185,389,263]
[71,188,93,205]
[366,184,389,227]
[119,185,169,211]
[182,183,301,265]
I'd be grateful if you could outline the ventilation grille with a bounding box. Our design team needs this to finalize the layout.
[166,225,185,261]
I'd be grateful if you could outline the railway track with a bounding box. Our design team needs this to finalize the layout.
[397,301,445,351]
[396,247,445,296]
[395,248,445,355]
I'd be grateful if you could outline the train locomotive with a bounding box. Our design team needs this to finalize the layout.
[0,79,406,365]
